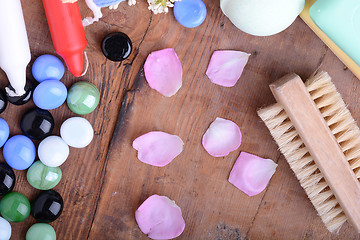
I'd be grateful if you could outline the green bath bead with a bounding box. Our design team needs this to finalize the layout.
[27,161,62,190]
[67,81,100,115]
[0,192,31,222]
[26,223,56,240]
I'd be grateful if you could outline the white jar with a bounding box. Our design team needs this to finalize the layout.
[220,0,305,36]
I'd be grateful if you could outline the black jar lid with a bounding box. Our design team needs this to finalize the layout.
[101,32,132,62]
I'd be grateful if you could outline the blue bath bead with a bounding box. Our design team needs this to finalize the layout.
[3,135,36,170]
[33,80,67,110]
[93,0,125,7]
[32,55,65,82]
[0,118,9,148]
[174,0,207,28]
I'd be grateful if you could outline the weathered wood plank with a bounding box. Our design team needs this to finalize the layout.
[88,1,335,239]
[4,0,359,239]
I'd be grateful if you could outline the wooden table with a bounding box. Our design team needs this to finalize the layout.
[3,0,360,239]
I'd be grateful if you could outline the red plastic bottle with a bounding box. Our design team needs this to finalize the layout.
[42,0,87,77]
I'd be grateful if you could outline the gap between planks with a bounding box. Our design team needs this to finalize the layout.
[85,14,153,239]
[245,154,282,239]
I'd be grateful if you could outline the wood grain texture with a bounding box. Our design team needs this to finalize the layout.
[1,0,359,239]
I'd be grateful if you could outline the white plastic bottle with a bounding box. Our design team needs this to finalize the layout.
[0,0,31,97]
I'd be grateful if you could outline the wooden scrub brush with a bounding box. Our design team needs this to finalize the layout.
[258,72,360,233]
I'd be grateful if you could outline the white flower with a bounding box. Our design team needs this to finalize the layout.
[109,2,120,9]
[147,0,180,14]
[128,0,137,6]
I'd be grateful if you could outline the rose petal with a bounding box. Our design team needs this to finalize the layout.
[229,152,277,196]
[133,131,184,167]
[206,50,250,87]
[135,195,185,240]
[144,48,183,97]
[202,117,242,157]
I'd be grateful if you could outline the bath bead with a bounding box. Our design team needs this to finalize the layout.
[101,32,132,61]
[32,54,65,82]
[27,161,62,190]
[93,0,125,7]
[6,80,33,105]
[174,0,207,28]
[32,190,63,223]
[0,118,9,148]
[0,192,30,222]
[33,80,67,110]
[3,135,36,170]
[0,217,11,240]
[67,81,100,115]
[38,136,69,167]
[0,91,8,114]
[21,108,54,140]
[0,163,15,196]
[60,117,94,148]
[26,223,56,240]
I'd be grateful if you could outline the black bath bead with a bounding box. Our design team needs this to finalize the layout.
[0,90,8,114]
[32,190,63,223]
[6,80,33,105]
[0,163,15,195]
[21,108,54,140]
[102,32,132,62]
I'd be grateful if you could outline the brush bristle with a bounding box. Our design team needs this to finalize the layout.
[258,71,360,232]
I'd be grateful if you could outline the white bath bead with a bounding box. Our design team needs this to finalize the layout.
[60,117,94,148]
[0,217,11,240]
[220,0,305,36]
[38,136,69,167]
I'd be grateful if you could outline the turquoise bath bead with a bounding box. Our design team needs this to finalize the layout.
[26,223,56,240]
[0,192,31,222]
[27,161,62,190]
[67,81,100,115]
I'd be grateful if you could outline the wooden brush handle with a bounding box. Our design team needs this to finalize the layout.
[270,73,360,233]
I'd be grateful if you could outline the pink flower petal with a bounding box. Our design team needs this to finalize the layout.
[202,117,242,157]
[229,152,277,196]
[206,50,250,87]
[135,195,185,240]
[144,48,183,97]
[132,131,184,167]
